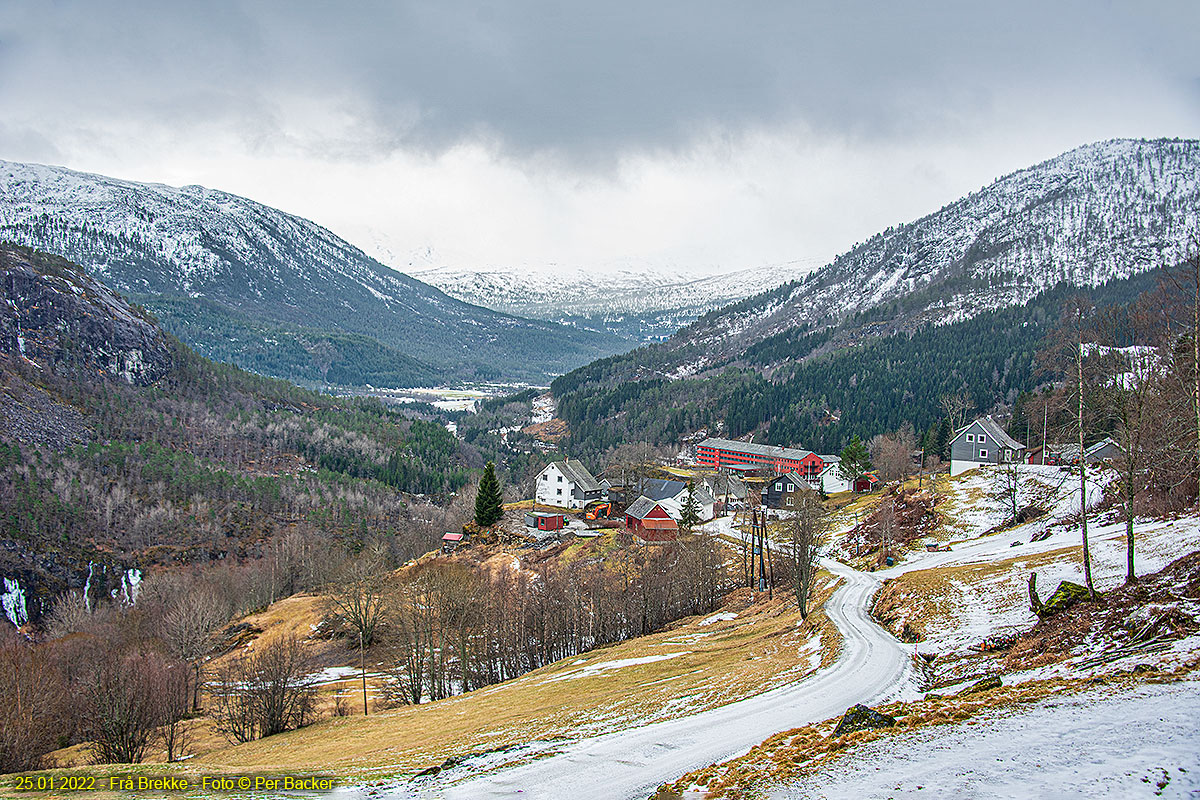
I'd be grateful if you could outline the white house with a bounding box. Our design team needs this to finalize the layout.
[816,455,853,494]
[535,459,602,509]
[949,416,1026,477]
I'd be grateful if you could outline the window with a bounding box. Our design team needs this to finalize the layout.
[774,481,782,491]
[979,449,988,459]
[556,488,562,496]
[965,434,974,443]
[785,482,793,491]
[557,475,562,482]
[978,435,987,445]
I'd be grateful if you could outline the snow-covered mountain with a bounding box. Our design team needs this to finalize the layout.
[653,138,1200,372]
[411,260,824,341]
[0,161,629,384]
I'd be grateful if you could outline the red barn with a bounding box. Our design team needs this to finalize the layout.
[624,497,679,542]
[695,437,825,479]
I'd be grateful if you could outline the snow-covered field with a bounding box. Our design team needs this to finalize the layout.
[874,465,1200,664]
[772,680,1200,800]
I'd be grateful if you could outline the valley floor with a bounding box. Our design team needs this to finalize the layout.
[771,679,1200,800]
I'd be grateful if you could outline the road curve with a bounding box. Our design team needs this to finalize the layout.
[384,560,918,800]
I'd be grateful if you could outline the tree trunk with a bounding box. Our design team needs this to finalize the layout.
[1078,335,1095,598]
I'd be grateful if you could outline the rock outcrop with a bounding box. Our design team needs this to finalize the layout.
[832,703,897,737]
[1,245,172,386]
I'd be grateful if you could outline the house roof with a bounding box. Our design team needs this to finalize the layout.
[697,437,814,462]
[704,473,748,499]
[1086,437,1121,457]
[550,459,601,492]
[951,416,1025,451]
[527,511,565,519]
[625,496,663,519]
[764,471,809,488]
[441,532,463,542]
[642,477,687,501]
[638,517,678,530]
[642,478,715,505]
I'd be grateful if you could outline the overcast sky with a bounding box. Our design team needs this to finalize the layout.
[1,1,1197,278]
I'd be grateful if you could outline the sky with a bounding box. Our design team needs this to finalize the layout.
[0,1,1197,279]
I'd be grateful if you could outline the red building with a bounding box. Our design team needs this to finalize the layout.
[624,497,679,542]
[525,511,566,531]
[696,437,825,478]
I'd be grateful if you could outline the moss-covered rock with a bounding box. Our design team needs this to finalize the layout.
[1040,581,1093,616]
[963,675,1002,694]
[832,704,896,737]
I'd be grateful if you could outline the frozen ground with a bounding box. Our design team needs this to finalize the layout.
[772,680,1200,800]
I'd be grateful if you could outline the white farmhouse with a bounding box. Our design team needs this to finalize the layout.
[535,459,602,509]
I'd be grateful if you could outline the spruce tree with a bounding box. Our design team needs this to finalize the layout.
[837,435,872,482]
[680,481,701,531]
[474,462,504,527]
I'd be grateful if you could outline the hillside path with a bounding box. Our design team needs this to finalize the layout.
[376,559,918,800]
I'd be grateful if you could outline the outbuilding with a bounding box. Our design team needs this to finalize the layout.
[525,511,566,531]
[624,497,679,542]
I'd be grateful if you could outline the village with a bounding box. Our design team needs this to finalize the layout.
[442,417,1121,555]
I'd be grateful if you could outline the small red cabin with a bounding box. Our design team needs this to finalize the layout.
[525,511,566,531]
[624,497,679,542]
[853,472,880,493]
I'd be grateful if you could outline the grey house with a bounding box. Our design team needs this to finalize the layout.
[949,416,1026,476]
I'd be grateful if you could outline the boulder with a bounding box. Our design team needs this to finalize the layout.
[832,704,896,737]
[1039,581,1093,616]
[963,675,1002,694]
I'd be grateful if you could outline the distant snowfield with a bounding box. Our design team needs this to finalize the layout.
[771,681,1200,800]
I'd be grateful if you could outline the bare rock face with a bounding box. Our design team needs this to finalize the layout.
[0,245,172,385]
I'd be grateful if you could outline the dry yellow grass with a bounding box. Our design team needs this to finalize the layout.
[22,572,843,796]
[183,576,841,780]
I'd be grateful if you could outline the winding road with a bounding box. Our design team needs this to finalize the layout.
[376,559,918,800]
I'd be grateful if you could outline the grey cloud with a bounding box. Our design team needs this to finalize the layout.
[1,0,1198,165]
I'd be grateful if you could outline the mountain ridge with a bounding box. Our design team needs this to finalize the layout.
[0,160,631,385]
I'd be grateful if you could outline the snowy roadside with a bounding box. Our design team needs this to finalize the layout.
[771,679,1200,800]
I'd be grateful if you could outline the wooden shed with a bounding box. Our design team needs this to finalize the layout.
[525,511,566,531]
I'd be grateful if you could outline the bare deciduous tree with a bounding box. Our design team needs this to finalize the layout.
[787,488,826,619]
[162,588,228,711]
[322,552,389,715]
[211,635,316,743]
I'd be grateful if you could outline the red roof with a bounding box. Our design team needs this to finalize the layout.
[639,517,678,530]
[442,532,463,542]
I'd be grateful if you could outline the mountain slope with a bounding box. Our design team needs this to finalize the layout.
[0,161,630,384]
[549,138,1198,458]
[412,259,824,342]
[656,138,1200,374]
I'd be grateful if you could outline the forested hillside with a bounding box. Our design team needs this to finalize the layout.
[553,266,1170,460]
[0,245,504,624]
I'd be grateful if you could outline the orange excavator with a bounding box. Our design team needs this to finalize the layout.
[585,502,611,520]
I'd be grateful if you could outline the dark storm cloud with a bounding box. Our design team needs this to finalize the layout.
[0,0,1197,162]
